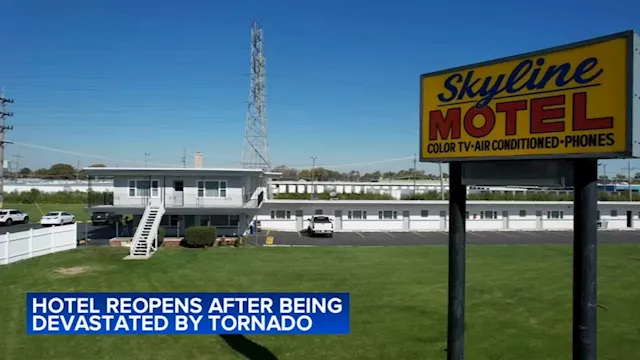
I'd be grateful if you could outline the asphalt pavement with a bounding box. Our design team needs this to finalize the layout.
[251,229,640,247]
[1,223,639,247]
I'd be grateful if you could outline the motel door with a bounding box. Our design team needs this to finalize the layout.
[502,210,509,229]
[334,210,342,230]
[402,211,410,230]
[439,211,447,230]
[295,210,304,231]
[173,180,184,206]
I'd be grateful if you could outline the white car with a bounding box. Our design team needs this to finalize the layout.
[0,209,29,226]
[307,215,334,237]
[40,212,76,226]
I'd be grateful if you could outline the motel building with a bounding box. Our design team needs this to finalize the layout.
[84,160,640,240]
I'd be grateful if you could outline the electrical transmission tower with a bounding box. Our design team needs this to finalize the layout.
[242,20,271,171]
[0,89,14,208]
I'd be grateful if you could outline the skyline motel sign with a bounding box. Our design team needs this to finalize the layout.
[420,30,640,162]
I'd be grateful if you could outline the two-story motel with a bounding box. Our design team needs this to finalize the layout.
[83,162,279,243]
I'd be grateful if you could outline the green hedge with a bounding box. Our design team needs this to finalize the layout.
[184,226,217,247]
[4,189,112,204]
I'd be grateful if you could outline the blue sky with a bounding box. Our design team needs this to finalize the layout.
[1,0,639,175]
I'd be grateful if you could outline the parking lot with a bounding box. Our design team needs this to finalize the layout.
[247,229,640,247]
[1,223,639,247]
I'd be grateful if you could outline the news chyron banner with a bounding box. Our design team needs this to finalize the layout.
[26,292,350,335]
[420,30,639,162]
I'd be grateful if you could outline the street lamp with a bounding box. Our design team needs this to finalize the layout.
[144,153,150,167]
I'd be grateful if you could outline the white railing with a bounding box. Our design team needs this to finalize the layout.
[0,225,77,265]
[130,199,165,257]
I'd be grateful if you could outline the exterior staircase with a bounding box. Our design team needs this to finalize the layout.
[128,199,165,259]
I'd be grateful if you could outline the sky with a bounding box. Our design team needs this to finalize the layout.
[1,0,639,176]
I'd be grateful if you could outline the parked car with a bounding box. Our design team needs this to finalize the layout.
[307,215,334,237]
[0,209,29,226]
[91,211,117,225]
[40,212,76,226]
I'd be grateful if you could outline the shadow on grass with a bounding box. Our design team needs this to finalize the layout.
[220,335,279,360]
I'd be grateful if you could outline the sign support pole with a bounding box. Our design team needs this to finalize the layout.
[447,162,466,360]
[572,159,598,360]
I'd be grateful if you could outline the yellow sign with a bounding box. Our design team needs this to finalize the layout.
[266,236,274,245]
[420,31,637,162]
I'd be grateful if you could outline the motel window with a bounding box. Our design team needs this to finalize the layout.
[315,209,323,215]
[197,180,227,198]
[519,210,526,217]
[611,210,618,217]
[547,211,564,219]
[230,215,240,227]
[210,215,230,227]
[271,210,291,220]
[348,210,367,220]
[170,215,180,226]
[420,210,429,218]
[480,211,498,219]
[128,180,159,197]
[466,211,470,219]
[378,210,398,220]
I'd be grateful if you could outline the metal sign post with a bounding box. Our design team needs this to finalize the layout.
[446,162,466,360]
[573,159,598,359]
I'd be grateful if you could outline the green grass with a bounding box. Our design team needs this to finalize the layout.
[3,203,89,222]
[1,245,639,360]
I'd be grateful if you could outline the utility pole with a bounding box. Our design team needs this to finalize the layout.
[311,157,317,199]
[413,154,418,195]
[144,153,150,167]
[76,160,81,182]
[623,160,637,201]
[439,163,445,200]
[0,89,15,208]
[12,152,22,177]
[181,148,187,168]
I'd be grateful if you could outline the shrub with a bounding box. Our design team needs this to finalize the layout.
[184,226,217,247]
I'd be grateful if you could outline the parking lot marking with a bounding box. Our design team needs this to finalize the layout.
[491,231,510,237]
[519,231,539,236]
[297,232,301,238]
[385,232,396,238]
[470,232,485,238]
[266,230,270,236]
[412,231,426,238]
[438,231,448,235]
[356,232,365,238]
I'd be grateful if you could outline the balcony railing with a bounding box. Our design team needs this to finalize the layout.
[89,193,264,209]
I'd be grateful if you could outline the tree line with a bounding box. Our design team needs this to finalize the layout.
[9,162,640,183]
[6,189,636,205]
[11,163,107,180]
[272,165,640,183]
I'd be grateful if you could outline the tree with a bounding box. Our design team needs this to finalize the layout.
[47,163,76,179]
[19,167,31,176]
[89,163,107,167]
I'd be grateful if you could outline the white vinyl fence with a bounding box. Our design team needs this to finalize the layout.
[0,224,77,265]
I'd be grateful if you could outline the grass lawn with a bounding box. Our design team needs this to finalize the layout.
[1,245,639,360]
[3,203,89,222]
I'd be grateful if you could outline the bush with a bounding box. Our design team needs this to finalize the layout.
[184,226,217,248]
